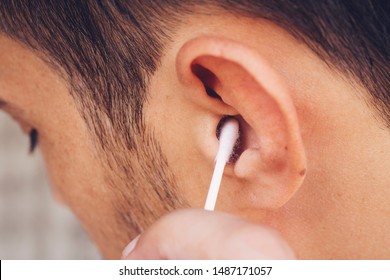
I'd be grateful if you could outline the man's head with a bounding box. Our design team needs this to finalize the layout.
[0,0,389,259]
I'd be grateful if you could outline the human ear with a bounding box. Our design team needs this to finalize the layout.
[176,36,306,208]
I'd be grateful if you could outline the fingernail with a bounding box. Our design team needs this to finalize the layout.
[122,235,140,258]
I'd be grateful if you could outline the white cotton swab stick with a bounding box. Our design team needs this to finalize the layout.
[204,118,240,211]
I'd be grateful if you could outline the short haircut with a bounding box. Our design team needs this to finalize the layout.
[0,1,389,143]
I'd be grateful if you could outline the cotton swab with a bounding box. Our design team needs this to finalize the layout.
[204,118,240,211]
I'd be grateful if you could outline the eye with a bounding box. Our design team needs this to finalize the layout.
[29,128,39,153]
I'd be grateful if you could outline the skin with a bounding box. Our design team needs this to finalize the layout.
[1,14,389,259]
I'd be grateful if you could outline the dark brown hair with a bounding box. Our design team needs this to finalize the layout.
[0,0,389,145]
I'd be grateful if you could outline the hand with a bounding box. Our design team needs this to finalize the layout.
[122,209,295,259]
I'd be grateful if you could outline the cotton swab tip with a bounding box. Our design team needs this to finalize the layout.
[215,118,240,163]
[204,117,240,211]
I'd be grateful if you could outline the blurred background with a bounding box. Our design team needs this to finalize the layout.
[0,111,100,259]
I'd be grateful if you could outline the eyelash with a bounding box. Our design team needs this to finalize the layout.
[29,129,39,153]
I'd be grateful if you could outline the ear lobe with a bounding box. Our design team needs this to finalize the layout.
[176,36,306,208]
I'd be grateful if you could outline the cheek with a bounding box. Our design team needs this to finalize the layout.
[40,136,102,207]
[37,114,100,203]
[37,114,120,245]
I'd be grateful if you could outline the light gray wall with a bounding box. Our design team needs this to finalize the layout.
[0,112,100,259]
